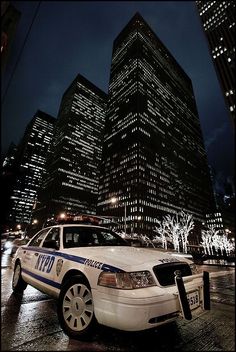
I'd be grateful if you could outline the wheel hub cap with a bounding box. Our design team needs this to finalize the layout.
[72,297,84,315]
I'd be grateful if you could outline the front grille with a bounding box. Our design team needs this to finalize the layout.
[153,262,192,286]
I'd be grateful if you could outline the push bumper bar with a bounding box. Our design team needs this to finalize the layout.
[174,270,210,320]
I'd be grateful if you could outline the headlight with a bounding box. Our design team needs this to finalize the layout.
[190,263,198,274]
[98,271,156,289]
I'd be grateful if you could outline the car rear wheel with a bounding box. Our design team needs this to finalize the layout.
[57,276,96,339]
[12,262,27,293]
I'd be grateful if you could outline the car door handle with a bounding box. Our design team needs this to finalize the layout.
[34,253,39,256]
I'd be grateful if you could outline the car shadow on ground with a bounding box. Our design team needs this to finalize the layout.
[98,322,183,351]
[65,319,183,351]
[43,296,183,351]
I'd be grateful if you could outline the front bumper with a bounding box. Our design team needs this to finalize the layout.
[93,272,208,331]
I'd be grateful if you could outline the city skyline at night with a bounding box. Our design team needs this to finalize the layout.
[1,1,234,194]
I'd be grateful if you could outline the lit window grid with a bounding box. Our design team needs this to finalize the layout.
[10,113,55,223]
[98,14,214,228]
[196,1,235,122]
[40,76,107,215]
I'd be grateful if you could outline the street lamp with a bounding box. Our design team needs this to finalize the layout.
[110,197,117,204]
[59,212,66,219]
[110,197,127,235]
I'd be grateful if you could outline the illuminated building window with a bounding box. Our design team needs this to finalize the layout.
[98,12,215,235]
[34,74,107,222]
[196,1,235,124]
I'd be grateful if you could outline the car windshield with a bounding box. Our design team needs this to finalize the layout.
[63,226,129,248]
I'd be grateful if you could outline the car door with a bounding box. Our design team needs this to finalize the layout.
[22,228,51,288]
[39,227,61,286]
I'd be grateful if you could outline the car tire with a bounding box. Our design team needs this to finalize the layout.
[57,275,96,340]
[12,262,27,293]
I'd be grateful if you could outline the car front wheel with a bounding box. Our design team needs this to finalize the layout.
[12,262,27,293]
[57,276,96,339]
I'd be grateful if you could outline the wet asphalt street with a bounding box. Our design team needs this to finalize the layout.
[1,252,235,351]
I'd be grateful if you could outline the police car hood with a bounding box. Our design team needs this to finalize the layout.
[62,246,189,270]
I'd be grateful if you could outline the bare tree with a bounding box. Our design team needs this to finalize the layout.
[222,235,235,255]
[162,214,181,252]
[201,230,212,255]
[153,220,169,249]
[212,233,235,256]
[154,211,194,253]
[212,233,223,255]
[140,234,156,248]
[179,211,194,253]
[201,227,220,255]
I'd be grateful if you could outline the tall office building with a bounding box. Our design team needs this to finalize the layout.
[206,170,235,238]
[1,142,18,231]
[34,74,107,226]
[8,111,56,225]
[97,13,215,236]
[196,1,235,126]
[2,141,18,169]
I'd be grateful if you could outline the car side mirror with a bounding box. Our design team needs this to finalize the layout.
[43,239,59,250]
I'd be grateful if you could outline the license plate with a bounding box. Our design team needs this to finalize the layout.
[187,290,200,310]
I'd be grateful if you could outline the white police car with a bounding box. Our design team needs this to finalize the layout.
[12,221,210,339]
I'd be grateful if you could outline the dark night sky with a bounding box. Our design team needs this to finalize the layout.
[1,1,235,192]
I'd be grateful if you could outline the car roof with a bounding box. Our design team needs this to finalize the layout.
[42,224,111,230]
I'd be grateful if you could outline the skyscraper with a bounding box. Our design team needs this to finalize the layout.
[97,13,215,236]
[195,1,235,126]
[8,110,55,225]
[34,74,107,226]
[1,142,18,231]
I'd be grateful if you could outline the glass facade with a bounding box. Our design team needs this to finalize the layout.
[98,13,215,235]
[196,1,235,126]
[34,74,107,224]
[8,111,55,224]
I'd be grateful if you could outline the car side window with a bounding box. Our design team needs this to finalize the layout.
[28,229,49,247]
[62,227,128,248]
[42,227,60,249]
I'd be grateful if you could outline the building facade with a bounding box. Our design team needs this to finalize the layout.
[1,142,18,232]
[97,13,215,236]
[7,111,55,225]
[206,172,235,238]
[34,74,107,227]
[195,1,235,126]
